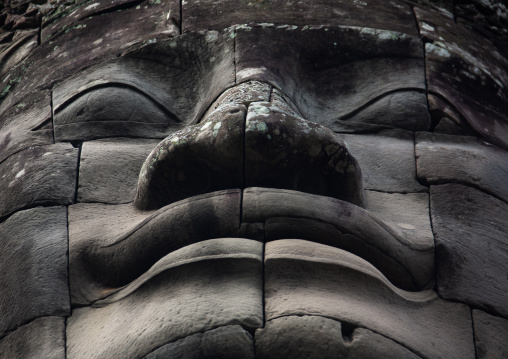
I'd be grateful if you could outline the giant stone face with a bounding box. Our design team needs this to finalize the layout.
[1,0,508,358]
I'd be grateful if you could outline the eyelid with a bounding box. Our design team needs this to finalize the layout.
[54,82,179,122]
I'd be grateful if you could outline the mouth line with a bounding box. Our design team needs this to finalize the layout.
[72,187,434,306]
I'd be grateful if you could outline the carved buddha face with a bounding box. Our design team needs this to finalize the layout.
[1,1,507,358]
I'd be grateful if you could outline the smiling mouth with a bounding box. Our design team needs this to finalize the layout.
[69,86,434,307]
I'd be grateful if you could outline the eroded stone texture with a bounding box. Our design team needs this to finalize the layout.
[183,0,418,35]
[201,80,272,120]
[264,239,475,359]
[78,137,160,204]
[0,317,65,359]
[67,238,263,359]
[0,143,78,218]
[41,0,179,42]
[53,31,234,141]
[416,132,508,204]
[134,104,245,210]
[1,0,178,116]
[431,184,508,318]
[0,29,38,77]
[235,26,428,133]
[144,325,254,359]
[0,207,69,336]
[245,103,365,207]
[336,130,427,193]
[415,6,508,151]
[255,315,421,359]
[0,90,53,164]
[473,310,508,359]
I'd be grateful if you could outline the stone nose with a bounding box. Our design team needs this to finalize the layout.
[134,83,365,210]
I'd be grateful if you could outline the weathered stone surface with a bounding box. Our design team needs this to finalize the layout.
[78,137,159,204]
[134,104,245,210]
[0,143,78,218]
[336,130,427,193]
[0,90,53,164]
[255,315,420,359]
[41,0,179,42]
[69,190,242,304]
[415,6,508,151]
[455,2,508,56]
[0,29,38,77]
[0,207,69,336]
[235,26,428,132]
[365,190,433,246]
[416,132,508,204]
[245,103,365,207]
[244,188,434,291]
[0,0,178,115]
[144,325,254,359]
[264,239,474,359]
[431,184,508,318]
[473,310,508,359]
[200,80,272,120]
[427,93,471,136]
[53,31,234,141]
[183,0,418,36]
[0,317,65,359]
[67,238,263,359]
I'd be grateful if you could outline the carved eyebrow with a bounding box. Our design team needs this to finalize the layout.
[54,82,181,122]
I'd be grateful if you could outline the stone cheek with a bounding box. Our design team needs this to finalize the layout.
[431,184,508,318]
[0,143,78,218]
[473,310,508,359]
[0,207,70,337]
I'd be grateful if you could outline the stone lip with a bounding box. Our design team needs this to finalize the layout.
[92,238,263,307]
[73,187,433,306]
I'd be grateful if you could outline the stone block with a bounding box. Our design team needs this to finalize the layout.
[78,138,159,204]
[0,143,78,218]
[0,207,70,336]
[431,184,508,318]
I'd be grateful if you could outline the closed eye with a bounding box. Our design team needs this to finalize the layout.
[53,84,181,141]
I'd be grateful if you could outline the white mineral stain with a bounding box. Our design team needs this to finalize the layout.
[212,122,222,137]
[15,169,25,178]
[397,223,416,230]
[205,31,219,42]
[93,38,103,45]
[43,152,53,156]
[421,22,435,32]
[236,24,252,31]
[201,121,212,131]
[237,67,266,80]
[256,122,268,132]
[425,42,451,58]
[85,3,100,10]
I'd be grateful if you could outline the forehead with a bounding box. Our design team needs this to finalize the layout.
[1,0,507,151]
